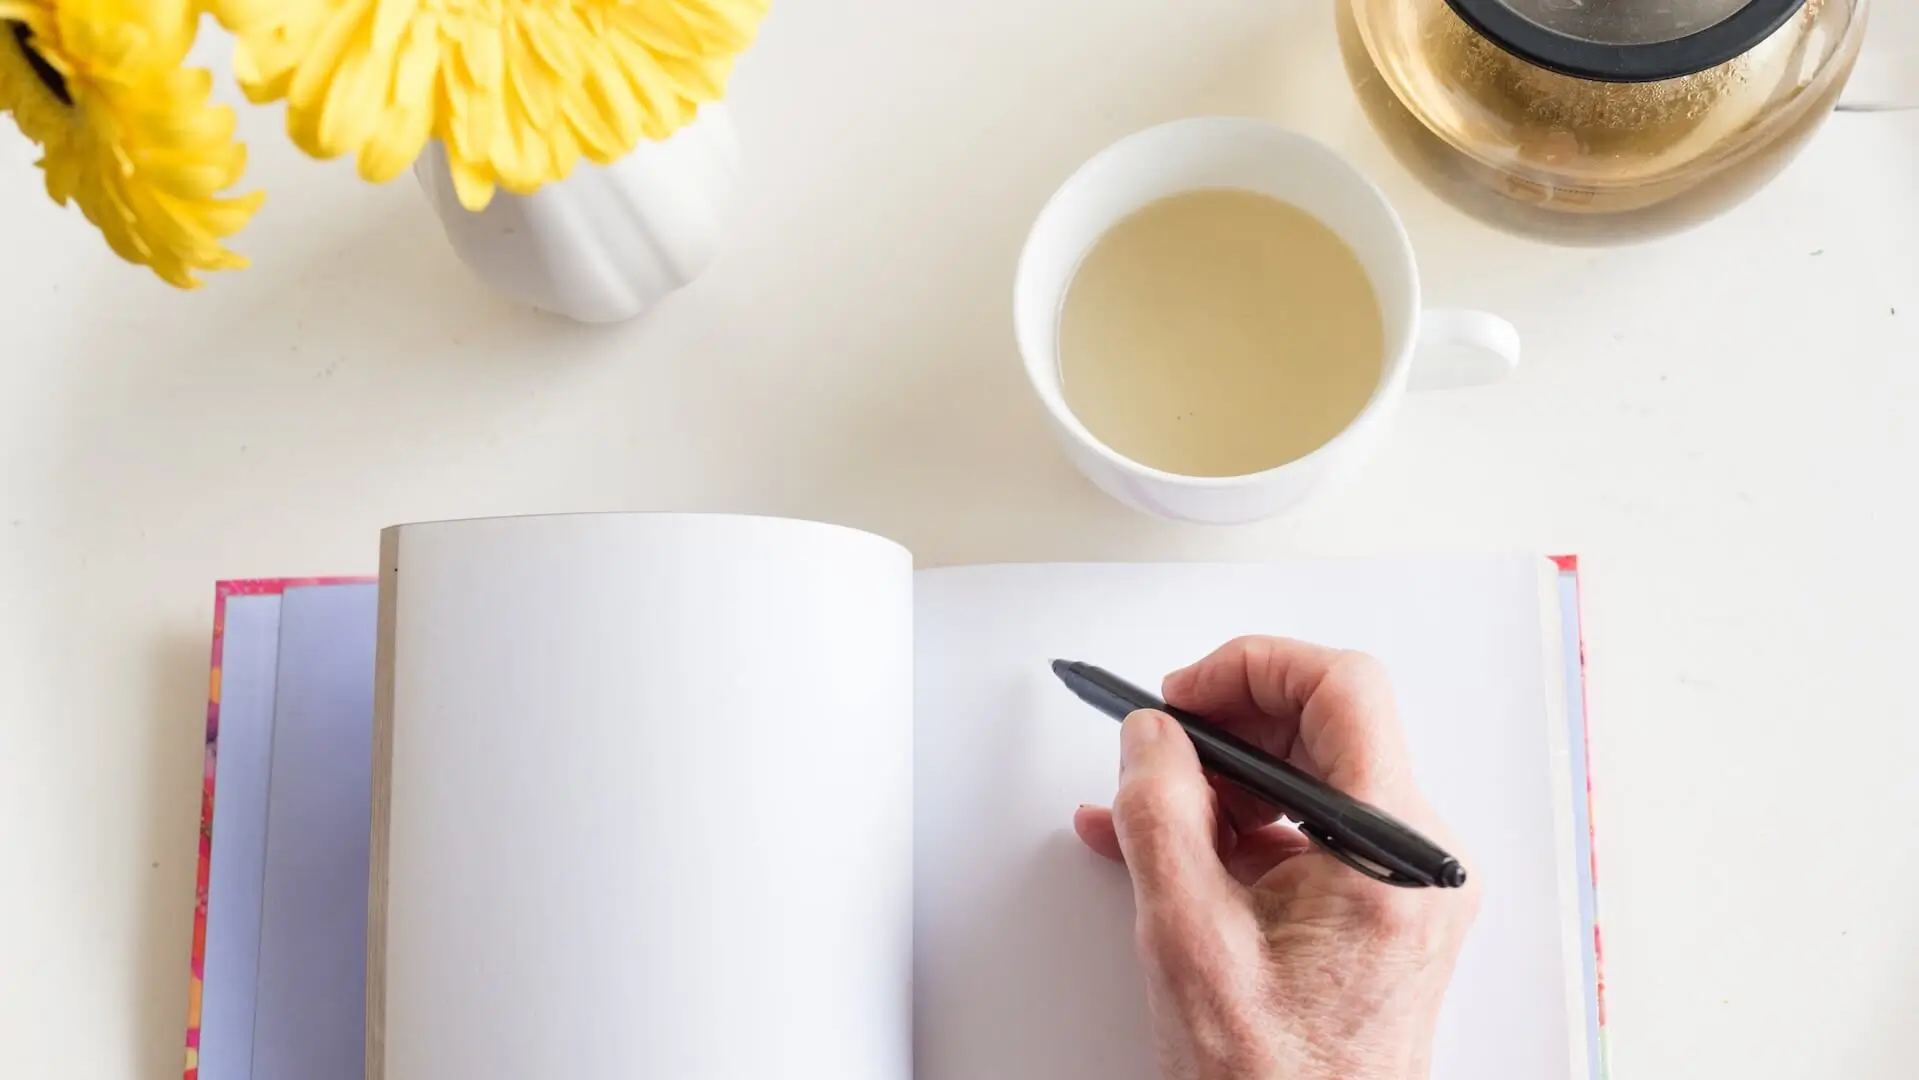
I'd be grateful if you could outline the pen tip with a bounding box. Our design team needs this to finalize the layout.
[1050,659,1071,678]
[1438,861,1468,889]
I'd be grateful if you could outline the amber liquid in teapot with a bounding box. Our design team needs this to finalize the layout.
[1338,0,1867,243]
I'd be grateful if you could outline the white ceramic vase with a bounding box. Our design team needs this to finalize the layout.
[415,104,740,324]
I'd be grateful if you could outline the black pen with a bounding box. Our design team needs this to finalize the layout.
[1051,660,1467,889]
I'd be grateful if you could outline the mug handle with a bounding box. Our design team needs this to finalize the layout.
[1410,308,1521,392]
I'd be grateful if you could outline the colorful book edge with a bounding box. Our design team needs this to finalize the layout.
[1551,555,1607,1080]
[184,578,375,1080]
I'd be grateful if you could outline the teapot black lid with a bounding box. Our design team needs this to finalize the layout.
[1443,0,1806,82]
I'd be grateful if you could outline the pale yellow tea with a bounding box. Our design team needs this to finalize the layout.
[1058,189,1383,478]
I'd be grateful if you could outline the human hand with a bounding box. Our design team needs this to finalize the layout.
[1072,637,1479,1080]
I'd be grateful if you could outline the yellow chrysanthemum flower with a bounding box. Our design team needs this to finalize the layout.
[0,0,262,288]
[207,0,768,211]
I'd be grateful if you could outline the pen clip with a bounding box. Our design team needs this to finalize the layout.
[1299,824,1427,889]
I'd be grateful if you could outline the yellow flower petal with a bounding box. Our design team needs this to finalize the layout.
[504,22,554,129]
[199,0,272,33]
[0,3,52,34]
[447,152,494,210]
[287,0,370,117]
[317,31,387,155]
[447,70,493,165]
[559,80,623,160]
[454,13,501,89]
[578,34,643,148]
[545,112,579,178]
[518,8,581,85]
[354,15,435,181]
[359,103,429,181]
[216,0,767,201]
[390,10,436,105]
[2,0,261,287]
[369,0,414,56]
[232,39,286,101]
[132,152,236,194]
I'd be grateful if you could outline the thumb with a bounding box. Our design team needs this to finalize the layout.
[1111,711,1236,918]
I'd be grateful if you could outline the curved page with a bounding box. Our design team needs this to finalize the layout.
[371,514,914,1080]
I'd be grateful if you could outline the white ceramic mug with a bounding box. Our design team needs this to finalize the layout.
[1015,117,1521,524]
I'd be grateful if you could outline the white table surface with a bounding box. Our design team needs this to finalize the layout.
[4,3,1917,1077]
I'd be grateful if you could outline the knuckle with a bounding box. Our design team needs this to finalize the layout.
[1112,774,1186,837]
[1351,886,1444,947]
[1329,648,1391,691]
[1224,633,1275,654]
[1321,650,1408,793]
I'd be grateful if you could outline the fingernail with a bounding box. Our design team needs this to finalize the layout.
[1119,709,1164,772]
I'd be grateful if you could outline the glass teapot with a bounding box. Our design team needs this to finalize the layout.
[1339,0,1870,243]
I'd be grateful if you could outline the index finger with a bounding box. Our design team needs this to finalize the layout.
[1161,636,1417,806]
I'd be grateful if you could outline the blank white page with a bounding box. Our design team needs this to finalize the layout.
[374,514,915,1080]
[912,558,1585,1080]
[197,593,282,1080]
[252,584,378,1080]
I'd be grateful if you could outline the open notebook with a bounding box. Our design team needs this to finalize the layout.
[183,513,1605,1080]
